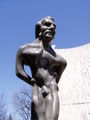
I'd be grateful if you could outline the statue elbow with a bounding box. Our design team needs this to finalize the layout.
[15,65,23,79]
[63,59,67,69]
[16,70,24,80]
[65,60,67,67]
[16,69,21,78]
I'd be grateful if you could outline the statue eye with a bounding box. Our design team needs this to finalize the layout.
[44,22,51,27]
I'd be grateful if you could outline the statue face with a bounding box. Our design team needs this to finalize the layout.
[40,18,56,44]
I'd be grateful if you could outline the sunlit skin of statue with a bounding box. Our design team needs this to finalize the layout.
[16,16,67,120]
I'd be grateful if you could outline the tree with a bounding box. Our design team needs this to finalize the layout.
[8,114,12,120]
[0,94,7,120]
[13,86,31,120]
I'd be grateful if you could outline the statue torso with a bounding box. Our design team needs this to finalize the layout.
[22,42,60,88]
[31,45,58,88]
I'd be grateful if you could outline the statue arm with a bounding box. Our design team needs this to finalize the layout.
[54,55,67,83]
[15,47,36,86]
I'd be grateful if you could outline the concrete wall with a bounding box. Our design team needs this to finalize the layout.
[55,43,90,120]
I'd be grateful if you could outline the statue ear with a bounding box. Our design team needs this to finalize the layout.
[35,22,41,38]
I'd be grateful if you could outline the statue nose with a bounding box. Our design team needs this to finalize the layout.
[49,24,55,31]
[51,24,54,29]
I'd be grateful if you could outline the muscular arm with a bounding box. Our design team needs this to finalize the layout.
[43,46,67,83]
[16,48,35,86]
[15,43,43,86]
[54,55,67,83]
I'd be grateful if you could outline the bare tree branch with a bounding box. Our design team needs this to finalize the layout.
[13,86,32,120]
[0,94,7,120]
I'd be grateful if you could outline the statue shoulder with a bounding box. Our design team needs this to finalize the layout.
[17,40,43,56]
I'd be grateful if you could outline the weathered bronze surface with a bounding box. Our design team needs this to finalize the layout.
[16,16,67,120]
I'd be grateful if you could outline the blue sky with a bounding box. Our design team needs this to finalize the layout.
[0,0,90,118]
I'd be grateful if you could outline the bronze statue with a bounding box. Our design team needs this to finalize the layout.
[16,16,67,120]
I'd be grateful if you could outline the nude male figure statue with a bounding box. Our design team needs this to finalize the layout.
[16,16,67,120]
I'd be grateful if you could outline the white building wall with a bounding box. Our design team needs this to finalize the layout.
[55,43,90,120]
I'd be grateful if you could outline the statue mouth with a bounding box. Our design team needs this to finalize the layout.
[43,30,55,36]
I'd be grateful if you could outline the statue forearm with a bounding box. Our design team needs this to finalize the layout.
[16,52,35,86]
[16,63,35,85]
[56,64,66,83]
[55,59,67,83]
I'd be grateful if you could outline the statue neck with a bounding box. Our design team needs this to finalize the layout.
[38,37,50,48]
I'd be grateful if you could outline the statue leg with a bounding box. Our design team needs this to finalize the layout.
[31,84,45,120]
[45,82,59,120]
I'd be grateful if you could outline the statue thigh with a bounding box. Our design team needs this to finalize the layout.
[31,84,45,120]
[45,83,59,120]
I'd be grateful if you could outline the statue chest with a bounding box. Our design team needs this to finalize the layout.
[35,49,55,69]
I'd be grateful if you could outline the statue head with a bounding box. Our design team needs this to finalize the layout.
[35,16,56,44]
